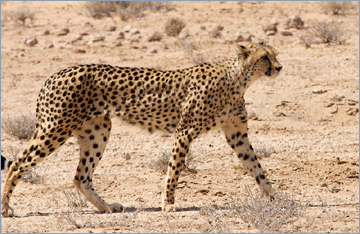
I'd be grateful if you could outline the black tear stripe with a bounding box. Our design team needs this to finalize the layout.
[264,56,272,76]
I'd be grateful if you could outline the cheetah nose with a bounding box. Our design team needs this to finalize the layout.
[275,66,282,72]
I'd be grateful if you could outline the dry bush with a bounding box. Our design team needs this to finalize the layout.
[230,186,305,232]
[2,146,43,184]
[297,20,347,47]
[310,21,347,44]
[165,18,186,37]
[1,113,36,140]
[209,25,224,38]
[85,1,173,20]
[177,38,206,65]
[11,5,35,28]
[320,1,354,15]
[253,145,276,159]
[149,149,197,174]
[199,206,232,233]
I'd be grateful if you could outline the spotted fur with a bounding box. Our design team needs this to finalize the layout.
[1,42,282,216]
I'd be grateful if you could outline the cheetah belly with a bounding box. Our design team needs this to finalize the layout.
[110,94,182,133]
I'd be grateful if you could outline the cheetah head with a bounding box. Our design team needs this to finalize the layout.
[235,41,282,79]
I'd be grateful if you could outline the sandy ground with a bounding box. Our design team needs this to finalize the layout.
[1,1,359,233]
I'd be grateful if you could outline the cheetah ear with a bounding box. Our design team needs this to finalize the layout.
[235,44,249,59]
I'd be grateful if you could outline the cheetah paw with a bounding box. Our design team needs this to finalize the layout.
[1,205,14,217]
[108,203,124,213]
[162,203,178,212]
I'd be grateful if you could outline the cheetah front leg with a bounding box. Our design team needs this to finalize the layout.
[161,122,201,211]
[221,116,274,198]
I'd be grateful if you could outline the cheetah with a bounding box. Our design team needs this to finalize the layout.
[1,42,282,216]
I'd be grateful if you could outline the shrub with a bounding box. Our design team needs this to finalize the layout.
[230,187,305,232]
[11,5,35,28]
[85,1,173,20]
[165,18,186,37]
[209,25,224,38]
[297,20,347,47]
[149,148,196,174]
[320,1,353,15]
[1,112,36,139]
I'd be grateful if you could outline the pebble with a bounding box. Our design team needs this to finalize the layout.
[118,32,125,40]
[115,41,122,47]
[43,29,50,36]
[57,28,69,36]
[312,89,327,94]
[150,49,158,54]
[281,31,293,36]
[329,106,338,114]
[74,49,86,53]
[92,34,105,42]
[24,37,38,46]
[45,40,54,48]
[124,25,132,33]
[263,23,278,33]
[106,26,116,32]
[345,107,359,116]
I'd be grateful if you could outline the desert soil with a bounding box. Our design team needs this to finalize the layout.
[1,1,359,233]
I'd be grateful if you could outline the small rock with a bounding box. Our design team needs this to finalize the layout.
[45,40,54,48]
[312,89,327,94]
[246,35,252,42]
[57,28,70,36]
[347,99,358,106]
[80,32,89,36]
[266,31,276,36]
[148,31,163,42]
[131,46,139,49]
[24,37,38,47]
[124,25,132,33]
[124,153,131,160]
[329,106,338,114]
[200,25,206,30]
[286,15,304,29]
[70,34,83,44]
[345,107,359,116]
[118,32,125,40]
[281,31,293,36]
[106,26,116,32]
[324,102,335,108]
[43,29,50,36]
[130,28,140,35]
[92,34,105,42]
[263,23,278,33]
[150,49,158,54]
[234,33,244,42]
[83,22,92,27]
[115,41,122,47]
[74,49,86,54]
[321,183,328,187]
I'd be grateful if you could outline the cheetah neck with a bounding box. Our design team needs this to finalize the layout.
[220,58,254,103]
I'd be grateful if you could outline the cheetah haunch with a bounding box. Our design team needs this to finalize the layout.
[1,42,282,216]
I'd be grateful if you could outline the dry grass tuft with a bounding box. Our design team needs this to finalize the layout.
[297,20,347,48]
[149,148,197,174]
[177,38,206,65]
[253,145,276,159]
[2,146,44,184]
[11,5,35,28]
[230,186,305,232]
[320,1,354,15]
[165,17,186,37]
[1,112,36,140]
[209,25,224,38]
[199,206,232,233]
[85,1,173,20]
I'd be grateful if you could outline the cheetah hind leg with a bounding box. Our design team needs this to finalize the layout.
[72,115,123,213]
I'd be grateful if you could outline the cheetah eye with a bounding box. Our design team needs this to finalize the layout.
[262,55,269,60]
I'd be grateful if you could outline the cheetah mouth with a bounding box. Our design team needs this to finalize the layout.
[265,69,271,76]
